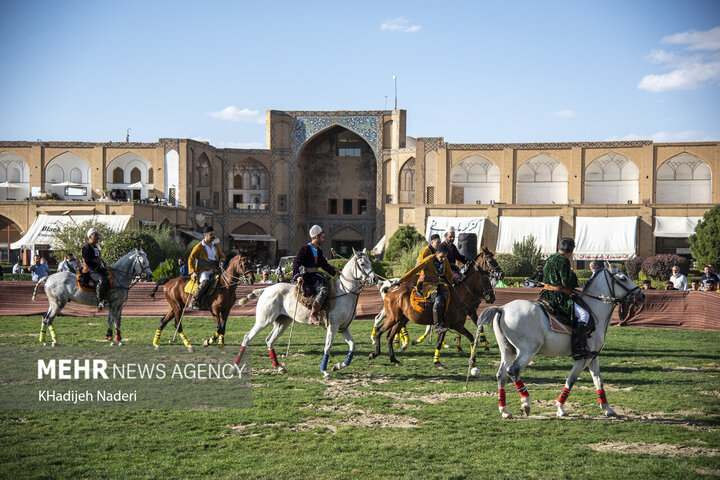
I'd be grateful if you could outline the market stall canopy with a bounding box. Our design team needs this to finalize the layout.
[574,217,637,261]
[0,181,25,188]
[11,214,131,249]
[496,216,560,255]
[653,216,703,238]
[230,234,277,242]
[48,181,84,187]
[127,181,144,188]
[425,216,485,242]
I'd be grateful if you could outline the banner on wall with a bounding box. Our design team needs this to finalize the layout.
[425,216,485,241]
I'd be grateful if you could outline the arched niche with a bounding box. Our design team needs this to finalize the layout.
[45,152,91,200]
[106,152,154,200]
[450,154,500,205]
[0,151,30,200]
[228,157,270,210]
[656,153,712,204]
[516,154,568,204]
[584,152,639,204]
[398,158,415,203]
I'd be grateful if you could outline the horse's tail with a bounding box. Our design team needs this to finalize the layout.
[149,277,170,298]
[236,288,265,306]
[479,306,503,325]
[32,277,48,301]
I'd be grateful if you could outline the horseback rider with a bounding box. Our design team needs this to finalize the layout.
[540,237,597,360]
[416,234,441,264]
[441,226,467,278]
[82,228,110,310]
[188,225,225,310]
[292,225,337,326]
[398,243,456,333]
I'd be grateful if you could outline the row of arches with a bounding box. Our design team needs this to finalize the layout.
[398,152,712,205]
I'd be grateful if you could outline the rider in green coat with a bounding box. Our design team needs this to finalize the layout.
[540,237,597,360]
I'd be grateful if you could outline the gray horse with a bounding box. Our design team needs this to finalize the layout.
[478,263,644,418]
[234,249,378,377]
[33,249,154,346]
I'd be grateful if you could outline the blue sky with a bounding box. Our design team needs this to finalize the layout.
[1,0,719,146]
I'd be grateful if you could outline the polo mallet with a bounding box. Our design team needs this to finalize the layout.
[61,210,80,228]
[284,278,302,357]
[171,259,197,343]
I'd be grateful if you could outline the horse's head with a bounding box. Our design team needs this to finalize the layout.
[461,256,496,304]
[228,253,255,285]
[349,248,379,286]
[134,248,154,280]
[594,261,645,306]
[476,246,504,281]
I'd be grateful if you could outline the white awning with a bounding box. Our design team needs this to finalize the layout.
[574,217,637,261]
[230,234,277,242]
[370,235,386,256]
[653,216,703,238]
[11,214,131,249]
[425,216,485,242]
[496,216,560,255]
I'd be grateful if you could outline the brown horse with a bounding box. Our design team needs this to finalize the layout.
[369,253,495,369]
[152,253,254,352]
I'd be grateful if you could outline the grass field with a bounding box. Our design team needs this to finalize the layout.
[0,315,719,479]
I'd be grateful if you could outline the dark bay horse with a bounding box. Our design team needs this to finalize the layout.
[370,254,495,369]
[152,253,254,352]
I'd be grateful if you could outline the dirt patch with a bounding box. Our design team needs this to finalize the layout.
[291,412,419,433]
[589,407,719,432]
[662,366,704,373]
[83,322,100,326]
[0,417,27,424]
[699,390,720,398]
[392,403,421,410]
[589,441,720,457]
[695,466,720,476]
[0,333,37,337]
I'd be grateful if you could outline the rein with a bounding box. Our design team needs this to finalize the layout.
[104,254,148,291]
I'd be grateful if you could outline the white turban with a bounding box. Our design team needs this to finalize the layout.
[446,226,455,233]
[87,228,98,238]
[309,225,323,238]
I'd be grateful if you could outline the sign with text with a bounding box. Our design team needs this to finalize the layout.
[425,216,486,241]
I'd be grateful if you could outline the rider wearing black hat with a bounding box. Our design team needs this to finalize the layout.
[188,225,225,310]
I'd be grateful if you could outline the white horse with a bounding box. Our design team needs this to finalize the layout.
[478,263,644,418]
[233,249,378,377]
[32,249,154,346]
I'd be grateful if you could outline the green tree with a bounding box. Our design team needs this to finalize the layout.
[385,226,426,262]
[690,204,720,269]
[52,220,116,263]
[103,230,162,269]
[512,235,545,276]
[495,253,533,277]
[153,258,180,281]
[149,223,188,261]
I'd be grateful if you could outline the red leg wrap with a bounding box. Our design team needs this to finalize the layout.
[597,388,607,405]
[233,346,246,365]
[557,386,571,405]
[514,380,530,398]
[269,348,279,367]
[498,388,506,407]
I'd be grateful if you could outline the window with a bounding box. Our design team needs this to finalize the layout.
[132,189,141,201]
[169,188,176,205]
[130,167,141,183]
[213,192,219,210]
[426,186,435,204]
[195,191,200,205]
[234,175,242,189]
[358,199,367,215]
[337,131,363,157]
[113,167,124,184]
[328,198,338,214]
[233,194,243,207]
[343,199,353,215]
[278,194,287,211]
[70,168,82,184]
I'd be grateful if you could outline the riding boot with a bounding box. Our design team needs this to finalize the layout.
[571,322,598,360]
[433,308,448,334]
[95,278,108,310]
[309,302,322,326]
[191,282,208,310]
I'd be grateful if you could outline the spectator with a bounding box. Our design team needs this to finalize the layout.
[669,265,687,290]
[258,270,274,284]
[701,265,720,289]
[589,261,600,279]
[0,264,4,280]
[178,258,189,277]
[12,260,23,274]
[642,280,655,290]
[277,272,288,283]
[527,264,544,284]
[664,282,675,290]
[704,279,718,292]
[58,254,77,273]
[690,280,700,291]
[29,255,51,281]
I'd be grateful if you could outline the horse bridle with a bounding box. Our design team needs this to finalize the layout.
[336,255,375,297]
[106,253,152,288]
[578,269,642,305]
[451,261,495,313]
[218,258,254,288]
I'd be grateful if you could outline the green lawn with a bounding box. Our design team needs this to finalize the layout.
[0,315,719,479]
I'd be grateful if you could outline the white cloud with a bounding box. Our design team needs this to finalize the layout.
[639,26,720,92]
[209,106,265,124]
[380,17,421,33]
[662,25,720,51]
[605,131,716,142]
[190,137,265,149]
[552,109,576,118]
[191,136,213,143]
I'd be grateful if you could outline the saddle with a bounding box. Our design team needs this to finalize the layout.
[410,288,450,314]
[184,274,220,295]
[77,271,115,292]
[534,298,596,336]
[294,280,337,326]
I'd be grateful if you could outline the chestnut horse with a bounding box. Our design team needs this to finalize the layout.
[369,254,495,369]
[152,253,254,352]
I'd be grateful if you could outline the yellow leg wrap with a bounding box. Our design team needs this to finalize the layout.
[441,340,448,348]
[393,334,401,348]
[153,329,162,347]
[415,333,427,344]
[433,348,441,363]
[454,333,462,348]
[48,326,57,342]
[218,334,225,348]
[480,333,490,349]
[208,332,218,345]
[39,325,47,343]
[400,327,410,344]
[371,326,376,338]
[179,332,191,348]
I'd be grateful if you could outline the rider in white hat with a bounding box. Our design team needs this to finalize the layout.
[292,225,337,326]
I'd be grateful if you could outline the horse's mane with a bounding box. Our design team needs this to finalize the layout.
[582,267,604,291]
